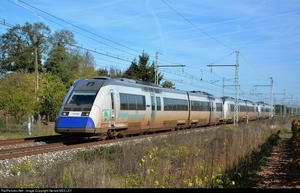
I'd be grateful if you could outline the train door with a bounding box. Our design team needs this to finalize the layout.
[150,94,156,128]
[109,89,116,124]
[209,99,213,125]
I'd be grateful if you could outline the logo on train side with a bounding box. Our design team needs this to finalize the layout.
[102,109,110,121]
[119,111,145,121]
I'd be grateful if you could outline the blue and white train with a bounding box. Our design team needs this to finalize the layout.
[54,76,273,139]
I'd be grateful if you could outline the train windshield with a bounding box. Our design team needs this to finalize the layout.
[68,91,97,105]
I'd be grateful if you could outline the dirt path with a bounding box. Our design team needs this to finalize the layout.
[252,137,300,188]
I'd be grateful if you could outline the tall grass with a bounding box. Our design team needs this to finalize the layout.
[0,116,298,188]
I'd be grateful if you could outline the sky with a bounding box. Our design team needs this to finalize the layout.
[0,0,300,107]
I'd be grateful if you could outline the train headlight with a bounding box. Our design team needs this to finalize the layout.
[81,112,89,116]
[62,112,69,116]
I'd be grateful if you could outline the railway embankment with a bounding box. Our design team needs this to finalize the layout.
[252,137,300,188]
[0,117,299,188]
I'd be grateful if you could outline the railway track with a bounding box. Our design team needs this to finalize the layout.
[1,119,278,162]
[0,138,101,160]
[0,134,64,147]
[0,126,214,161]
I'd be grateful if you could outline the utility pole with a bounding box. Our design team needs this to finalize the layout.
[250,89,263,101]
[283,89,286,117]
[295,98,299,115]
[221,78,236,96]
[207,51,239,125]
[284,94,293,117]
[35,47,38,102]
[155,52,185,85]
[253,77,273,118]
[155,52,160,85]
[273,92,285,116]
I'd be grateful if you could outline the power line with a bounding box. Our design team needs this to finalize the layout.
[4,1,291,101]
[160,0,278,99]
[161,0,235,51]
[0,19,15,28]
[17,0,142,54]
[8,0,180,67]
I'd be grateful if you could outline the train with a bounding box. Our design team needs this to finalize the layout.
[54,76,273,139]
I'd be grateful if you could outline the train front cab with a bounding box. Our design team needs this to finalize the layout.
[55,78,108,137]
[220,96,235,124]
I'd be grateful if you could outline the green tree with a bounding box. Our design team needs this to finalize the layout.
[79,51,98,79]
[0,71,36,124]
[161,80,176,89]
[96,66,124,78]
[0,22,50,74]
[96,68,109,77]
[123,58,139,80]
[37,73,67,122]
[109,66,124,78]
[123,52,163,84]
[44,29,80,88]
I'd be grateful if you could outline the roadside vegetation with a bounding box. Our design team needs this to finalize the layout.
[0,124,56,140]
[1,20,299,189]
[0,116,299,188]
[0,22,173,128]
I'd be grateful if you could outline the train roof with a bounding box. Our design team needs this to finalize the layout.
[90,76,187,95]
[93,76,161,87]
[188,90,217,100]
[90,76,242,100]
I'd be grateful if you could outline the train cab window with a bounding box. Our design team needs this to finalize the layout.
[68,91,97,105]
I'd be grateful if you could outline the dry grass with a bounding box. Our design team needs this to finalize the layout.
[0,124,57,140]
[0,116,298,188]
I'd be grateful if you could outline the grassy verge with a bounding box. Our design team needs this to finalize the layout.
[0,116,298,188]
[0,124,57,140]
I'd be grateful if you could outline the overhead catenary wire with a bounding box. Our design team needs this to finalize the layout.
[2,0,292,103]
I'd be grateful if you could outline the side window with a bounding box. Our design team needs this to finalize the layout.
[120,93,146,110]
[163,98,169,111]
[172,99,176,111]
[120,93,128,110]
[163,98,188,111]
[136,95,146,110]
[216,103,222,111]
[156,97,161,111]
[128,95,136,110]
[230,104,234,112]
[151,96,155,111]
